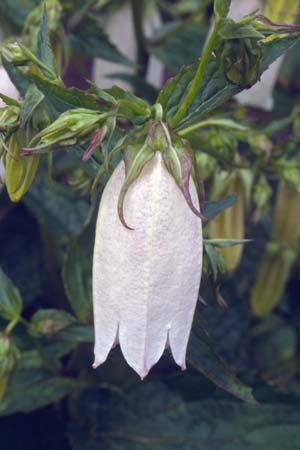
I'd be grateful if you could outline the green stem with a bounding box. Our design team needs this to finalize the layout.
[169,19,221,128]
[131,0,149,82]
[5,318,20,334]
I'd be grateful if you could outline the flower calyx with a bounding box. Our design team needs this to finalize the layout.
[117,120,205,229]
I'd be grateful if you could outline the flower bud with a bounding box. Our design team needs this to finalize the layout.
[0,106,20,132]
[5,134,40,202]
[1,42,28,65]
[0,333,20,379]
[26,108,107,152]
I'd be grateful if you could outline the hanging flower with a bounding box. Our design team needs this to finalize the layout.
[93,121,203,378]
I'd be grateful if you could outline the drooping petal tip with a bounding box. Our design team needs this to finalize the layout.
[92,358,104,369]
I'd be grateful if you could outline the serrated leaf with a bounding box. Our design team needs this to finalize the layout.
[0,269,23,321]
[188,317,256,403]
[105,85,151,124]
[158,34,300,128]
[70,17,133,66]
[37,4,56,73]
[149,22,208,72]
[29,76,109,114]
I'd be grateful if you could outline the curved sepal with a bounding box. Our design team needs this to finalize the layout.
[118,144,155,230]
[162,134,204,220]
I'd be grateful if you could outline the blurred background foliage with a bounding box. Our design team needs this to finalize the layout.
[1,0,300,449]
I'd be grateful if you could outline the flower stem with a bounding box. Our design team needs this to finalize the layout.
[131,0,149,82]
[169,19,221,128]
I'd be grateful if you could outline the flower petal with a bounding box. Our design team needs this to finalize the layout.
[93,152,202,377]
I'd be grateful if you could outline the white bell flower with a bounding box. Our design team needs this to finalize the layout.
[93,151,202,378]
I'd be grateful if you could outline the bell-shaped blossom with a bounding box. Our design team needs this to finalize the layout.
[93,151,202,378]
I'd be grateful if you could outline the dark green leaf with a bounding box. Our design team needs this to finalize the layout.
[149,22,208,72]
[158,34,300,128]
[203,195,236,220]
[29,76,109,114]
[0,370,73,415]
[24,179,89,237]
[68,382,300,450]
[188,317,256,403]
[0,204,44,308]
[37,4,56,73]
[204,238,252,248]
[0,269,23,321]
[105,72,158,104]
[0,0,35,28]
[20,84,44,126]
[70,18,132,66]
[62,223,94,323]
[105,85,150,124]
[2,57,30,97]
[204,244,223,280]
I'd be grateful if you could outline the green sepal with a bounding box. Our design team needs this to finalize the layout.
[162,132,204,219]
[118,143,155,230]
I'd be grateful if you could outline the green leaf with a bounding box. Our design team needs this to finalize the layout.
[20,84,44,126]
[0,0,35,27]
[29,76,110,114]
[219,21,264,40]
[203,195,236,221]
[68,382,300,450]
[30,309,76,336]
[62,224,94,323]
[188,317,256,403]
[105,85,151,124]
[204,243,224,280]
[0,269,23,321]
[214,0,231,18]
[149,22,208,72]
[70,17,132,66]
[24,179,89,238]
[37,4,56,73]
[158,34,300,128]
[0,370,73,415]
[204,238,252,248]
[1,57,30,97]
[105,73,158,104]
